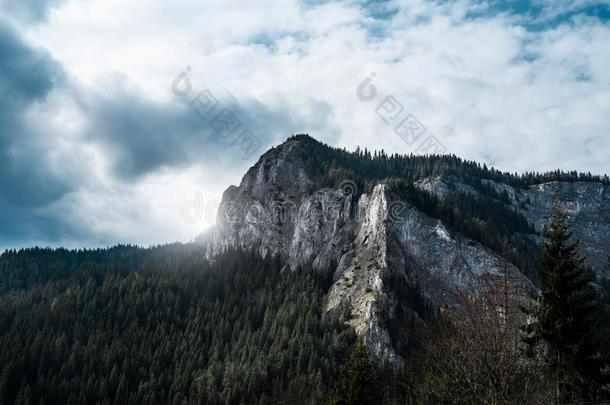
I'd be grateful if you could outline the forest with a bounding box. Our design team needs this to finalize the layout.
[0,244,367,404]
[1,212,610,404]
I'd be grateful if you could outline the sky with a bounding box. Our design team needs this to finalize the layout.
[0,0,609,249]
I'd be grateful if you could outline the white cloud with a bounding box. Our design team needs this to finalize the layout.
[3,0,609,246]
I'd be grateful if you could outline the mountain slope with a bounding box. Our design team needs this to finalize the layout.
[419,175,610,271]
[203,135,610,360]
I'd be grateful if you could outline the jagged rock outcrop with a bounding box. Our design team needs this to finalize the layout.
[203,136,549,361]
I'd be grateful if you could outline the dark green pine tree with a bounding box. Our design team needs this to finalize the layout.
[332,340,381,405]
[525,209,608,402]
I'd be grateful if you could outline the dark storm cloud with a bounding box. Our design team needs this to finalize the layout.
[0,27,58,103]
[0,21,73,246]
[84,83,336,180]
[0,20,63,205]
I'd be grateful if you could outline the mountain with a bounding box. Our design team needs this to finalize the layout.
[203,134,610,361]
[2,134,609,404]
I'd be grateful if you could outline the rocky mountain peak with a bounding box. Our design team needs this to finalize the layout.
[232,134,320,204]
[203,135,609,361]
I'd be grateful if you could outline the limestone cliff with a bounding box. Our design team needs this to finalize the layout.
[202,135,608,360]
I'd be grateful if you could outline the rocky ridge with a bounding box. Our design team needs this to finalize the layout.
[203,135,609,360]
[419,176,610,271]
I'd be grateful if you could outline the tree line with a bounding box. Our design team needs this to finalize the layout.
[287,134,610,189]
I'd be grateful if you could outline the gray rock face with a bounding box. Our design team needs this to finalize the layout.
[421,177,610,271]
[203,137,546,361]
[205,138,315,260]
[521,182,610,271]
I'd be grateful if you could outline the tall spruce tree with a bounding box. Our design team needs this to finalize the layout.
[524,209,608,402]
[332,340,381,405]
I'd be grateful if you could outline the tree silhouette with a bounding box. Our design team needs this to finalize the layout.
[524,209,609,402]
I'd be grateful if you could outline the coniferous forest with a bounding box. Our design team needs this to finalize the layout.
[0,246,357,404]
[2,213,610,404]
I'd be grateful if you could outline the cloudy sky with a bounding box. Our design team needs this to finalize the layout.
[1,0,609,249]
